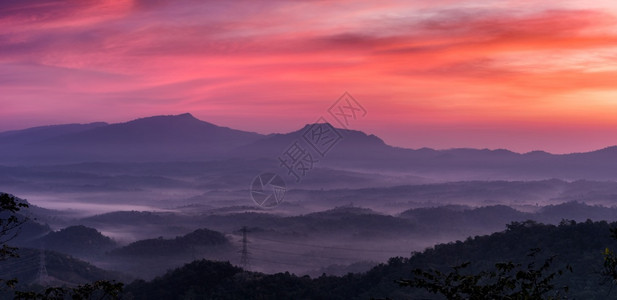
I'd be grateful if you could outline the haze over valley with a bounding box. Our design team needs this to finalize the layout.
[4,0,617,298]
[3,114,617,294]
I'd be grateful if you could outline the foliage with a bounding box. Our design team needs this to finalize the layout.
[601,227,617,291]
[125,260,243,299]
[398,248,572,299]
[0,193,29,292]
[0,193,29,261]
[13,280,123,300]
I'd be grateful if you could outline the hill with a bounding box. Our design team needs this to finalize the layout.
[109,228,228,257]
[123,220,617,299]
[105,228,232,280]
[34,225,117,259]
[0,248,125,287]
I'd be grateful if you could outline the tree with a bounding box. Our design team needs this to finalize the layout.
[13,280,124,300]
[601,227,617,289]
[0,193,29,261]
[0,193,30,290]
[397,248,571,299]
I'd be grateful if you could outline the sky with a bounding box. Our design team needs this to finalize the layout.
[2,0,617,154]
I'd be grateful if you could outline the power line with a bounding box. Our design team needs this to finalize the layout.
[251,257,317,268]
[36,248,49,285]
[250,246,360,262]
[239,226,250,271]
[250,236,411,254]
[0,265,40,276]
[0,255,40,267]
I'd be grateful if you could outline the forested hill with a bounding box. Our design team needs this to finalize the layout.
[124,220,617,299]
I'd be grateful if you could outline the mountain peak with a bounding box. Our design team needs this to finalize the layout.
[129,113,200,124]
[301,122,336,129]
[176,113,196,119]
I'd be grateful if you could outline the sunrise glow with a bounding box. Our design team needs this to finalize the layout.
[3,0,617,153]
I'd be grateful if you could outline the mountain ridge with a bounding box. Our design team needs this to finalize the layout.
[2,113,615,156]
[1,113,616,181]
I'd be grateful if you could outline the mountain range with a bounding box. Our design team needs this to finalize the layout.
[1,113,617,180]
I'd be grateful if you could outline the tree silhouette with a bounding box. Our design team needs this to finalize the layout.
[0,193,29,260]
[601,227,617,291]
[396,248,571,299]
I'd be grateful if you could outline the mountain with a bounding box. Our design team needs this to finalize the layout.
[0,122,108,145]
[231,122,617,180]
[50,113,260,147]
[234,123,388,160]
[1,113,617,180]
[0,113,264,163]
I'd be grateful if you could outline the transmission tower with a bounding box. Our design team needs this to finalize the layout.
[239,226,250,271]
[36,248,49,285]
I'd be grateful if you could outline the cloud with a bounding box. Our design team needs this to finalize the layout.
[2,1,617,152]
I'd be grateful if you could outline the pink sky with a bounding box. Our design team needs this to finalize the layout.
[2,0,617,153]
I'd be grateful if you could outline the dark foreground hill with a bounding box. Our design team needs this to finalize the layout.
[0,248,125,287]
[123,220,617,299]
